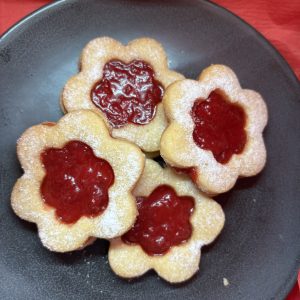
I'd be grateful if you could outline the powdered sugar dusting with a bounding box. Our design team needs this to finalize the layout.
[97,198,122,237]
[112,104,167,152]
[223,277,230,286]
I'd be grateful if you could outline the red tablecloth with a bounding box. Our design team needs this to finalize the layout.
[0,1,299,299]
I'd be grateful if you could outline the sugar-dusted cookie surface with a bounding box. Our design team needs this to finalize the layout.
[11,110,145,252]
[61,37,184,153]
[108,159,224,283]
[161,64,268,195]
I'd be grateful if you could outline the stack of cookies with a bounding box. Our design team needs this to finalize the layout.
[11,37,267,283]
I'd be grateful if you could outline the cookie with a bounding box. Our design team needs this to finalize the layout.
[61,37,184,153]
[161,64,268,194]
[108,159,225,283]
[11,110,145,252]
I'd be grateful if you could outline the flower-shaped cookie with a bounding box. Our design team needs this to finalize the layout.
[108,159,224,283]
[11,110,145,252]
[161,64,268,194]
[61,37,184,153]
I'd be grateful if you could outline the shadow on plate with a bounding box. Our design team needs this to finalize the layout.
[114,268,199,287]
[53,239,109,264]
[215,173,262,207]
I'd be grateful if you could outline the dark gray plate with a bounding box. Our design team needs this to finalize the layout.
[0,0,299,299]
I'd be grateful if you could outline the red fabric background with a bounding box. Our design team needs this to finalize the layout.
[0,0,299,299]
[213,0,300,79]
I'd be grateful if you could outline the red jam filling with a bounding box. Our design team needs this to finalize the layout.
[173,167,198,183]
[91,59,164,128]
[122,185,194,256]
[191,91,247,164]
[42,122,55,126]
[40,141,114,224]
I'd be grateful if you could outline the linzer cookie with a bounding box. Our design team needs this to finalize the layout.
[108,159,224,283]
[161,64,268,194]
[11,110,145,252]
[61,37,184,153]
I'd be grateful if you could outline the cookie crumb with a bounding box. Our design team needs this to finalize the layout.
[223,277,229,286]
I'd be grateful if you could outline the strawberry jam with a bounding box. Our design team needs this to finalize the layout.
[191,91,247,164]
[40,141,114,224]
[173,167,198,183]
[122,185,194,256]
[91,59,164,128]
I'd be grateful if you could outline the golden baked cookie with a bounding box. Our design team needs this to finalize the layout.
[61,37,184,153]
[161,64,268,195]
[108,159,225,283]
[11,110,145,252]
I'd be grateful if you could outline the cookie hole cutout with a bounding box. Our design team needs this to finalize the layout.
[122,184,194,256]
[91,59,164,128]
[40,140,115,224]
[191,89,247,164]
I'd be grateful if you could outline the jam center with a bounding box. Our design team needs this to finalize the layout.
[191,91,247,164]
[122,185,194,256]
[91,59,164,128]
[40,141,114,224]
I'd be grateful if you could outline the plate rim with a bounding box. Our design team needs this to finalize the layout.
[1,0,299,87]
